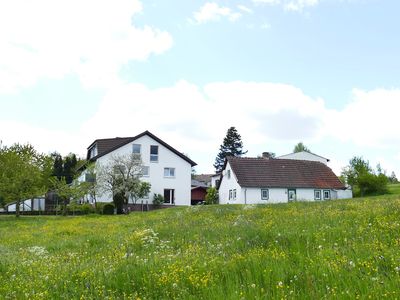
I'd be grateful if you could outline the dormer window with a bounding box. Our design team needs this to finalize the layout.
[89,144,98,159]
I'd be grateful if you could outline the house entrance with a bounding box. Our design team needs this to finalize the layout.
[164,189,175,204]
[288,189,296,202]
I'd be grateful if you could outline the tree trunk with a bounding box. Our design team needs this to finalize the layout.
[16,199,20,218]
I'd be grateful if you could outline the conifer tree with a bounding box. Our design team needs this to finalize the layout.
[214,127,247,173]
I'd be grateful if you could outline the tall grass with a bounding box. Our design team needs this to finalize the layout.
[0,194,400,299]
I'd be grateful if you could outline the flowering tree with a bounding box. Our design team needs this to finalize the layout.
[96,154,151,213]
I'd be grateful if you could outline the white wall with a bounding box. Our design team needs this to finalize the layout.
[277,152,328,165]
[218,162,242,204]
[219,173,353,205]
[210,174,220,188]
[88,134,192,206]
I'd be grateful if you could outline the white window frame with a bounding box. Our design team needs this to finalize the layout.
[233,189,237,201]
[142,166,150,177]
[323,190,331,200]
[261,189,269,200]
[314,190,322,201]
[229,190,232,200]
[132,144,141,154]
[150,145,159,162]
[164,168,175,178]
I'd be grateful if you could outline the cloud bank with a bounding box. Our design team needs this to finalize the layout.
[0,0,173,93]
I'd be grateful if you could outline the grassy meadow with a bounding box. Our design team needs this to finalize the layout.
[1,190,400,299]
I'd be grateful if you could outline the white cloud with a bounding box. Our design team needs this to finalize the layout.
[285,0,319,11]
[192,2,242,24]
[0,0,173,93]
[327,88,400,148]
[3,80,400,175]
[252,0,320,11]
[237,5,253,14]
[79,80,329,172]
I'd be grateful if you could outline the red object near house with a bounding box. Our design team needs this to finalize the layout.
[191,186,207,205]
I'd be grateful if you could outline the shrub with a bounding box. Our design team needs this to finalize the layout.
[152,193,164,206]
[205,187,219,205]
[103,203,115,215]
[81,203,95,214]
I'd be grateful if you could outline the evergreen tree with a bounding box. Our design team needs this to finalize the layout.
[63,153,78,184]
[52,153,64,180]
[293,142,311,153]
[214,127,247,173]
[389,171,399,183]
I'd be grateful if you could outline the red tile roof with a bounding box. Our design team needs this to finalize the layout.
[227,157,345,189]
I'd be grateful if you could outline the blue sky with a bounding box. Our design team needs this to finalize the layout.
[1,0,400,176]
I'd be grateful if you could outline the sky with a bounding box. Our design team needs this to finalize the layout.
[1,0,400,176]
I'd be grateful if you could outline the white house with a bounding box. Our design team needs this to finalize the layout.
[219,156,352,204]
[80,131,196,207]
[277,151,330,165]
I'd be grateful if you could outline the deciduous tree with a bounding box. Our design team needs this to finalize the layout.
[0,143,52,217]
[293,142,310,153]
[96,154,151,213]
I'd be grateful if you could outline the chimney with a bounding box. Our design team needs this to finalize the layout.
[262,152,274,159]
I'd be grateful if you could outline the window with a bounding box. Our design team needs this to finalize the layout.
[314,190,322,200]
[164,168,175,177]
[113,165,125,174]
[85,173,96,183]
[229,190,232,200]
[233,189,237,200]
[323,190,331,200]
[142,166,149,177]
[215,179,220,187]
[150,145,159,162]
[164,189,175,204]
[89,145,98,158]
[261,189,269,200]
[132,144,141,154]
[227,170,231,179]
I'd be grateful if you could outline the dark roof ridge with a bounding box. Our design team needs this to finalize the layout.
[87,130,196,167]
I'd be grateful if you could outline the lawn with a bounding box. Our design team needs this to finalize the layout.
[1,193,400,299]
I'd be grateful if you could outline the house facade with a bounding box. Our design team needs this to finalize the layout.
[80,131,196,207]
[219,157,352,204]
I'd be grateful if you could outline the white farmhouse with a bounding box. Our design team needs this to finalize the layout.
[219,156,352,204]
[81,131,196,207]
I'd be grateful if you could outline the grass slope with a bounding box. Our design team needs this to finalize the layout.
[1,194,400,299]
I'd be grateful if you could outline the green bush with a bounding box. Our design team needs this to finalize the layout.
[152,193,164,206]
[205,187,219,205]
[103,203,115,215]
[81,203,95,214]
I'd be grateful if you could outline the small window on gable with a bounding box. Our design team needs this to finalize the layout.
[261,189,269,200]
[150,145,159,162]
[227,170,231,179]
[323,190,331,200]
[132,144,141,154]
[164,168,175,177]
[314,190,321,201]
